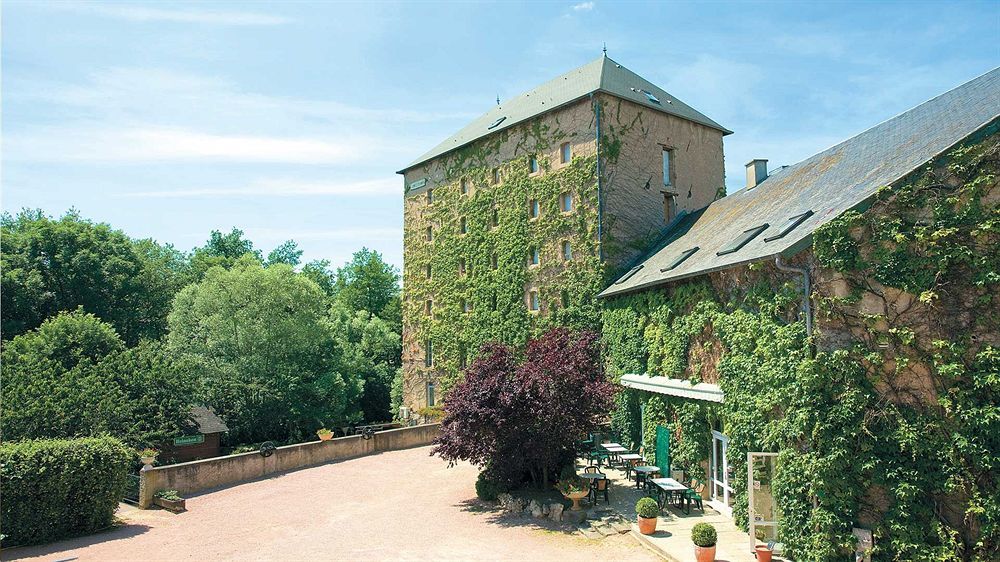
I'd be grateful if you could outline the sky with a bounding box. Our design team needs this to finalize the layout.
[3,1,998,271]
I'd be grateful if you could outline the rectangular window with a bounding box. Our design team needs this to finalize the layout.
[561,289,570,308]
[528,290,540,312]
[492,168,501,184]
[427,189,434,203]
[560,193,573,213]
[764,211,814,242]
[529,247,539,266]
[425,300,433,316]
[561,240,572,261]
[462,299,472,313]
[717,224,770,256]
[662,148,674,186]
[660,247,699,272]
[529,156,539,173]
[458,258,466,276]
[424,340,433,367]
[460,217,467,234]
[426,226,433,241]
[529,199,539,219]
[426,382,435,407]
[491,208,499,228]
[461,178,469,195]
[560,142,571,164]
[425,264,432,279]
[491,254,498,269]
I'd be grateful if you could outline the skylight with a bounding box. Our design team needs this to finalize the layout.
[641,90,661,104]
[716,224,769,256]
[660,247,699,272]
[615,265,643,284]
[764,211,814,242]
[488,116,507,129]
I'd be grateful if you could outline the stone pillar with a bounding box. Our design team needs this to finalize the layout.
[138,464,155,509]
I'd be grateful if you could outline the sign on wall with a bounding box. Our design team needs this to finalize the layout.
[173,434,205,446]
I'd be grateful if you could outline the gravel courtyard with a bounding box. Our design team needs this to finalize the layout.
[5,445,658,561]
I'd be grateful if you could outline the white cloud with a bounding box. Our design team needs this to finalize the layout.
[245,227,402,242]
[122,177,401,198]
[81,4,290,26]
[572,2,595,11]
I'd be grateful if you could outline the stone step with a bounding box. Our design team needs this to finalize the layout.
[592,522,618,537]
[577,525,603,540]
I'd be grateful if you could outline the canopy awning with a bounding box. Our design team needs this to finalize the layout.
[619,374,724,403]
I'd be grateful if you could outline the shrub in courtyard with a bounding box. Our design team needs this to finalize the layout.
[692,522,717,547]
[433,329,614,490]
[636,497,659,519]
[475,471,505,501]
[0,436,131,546]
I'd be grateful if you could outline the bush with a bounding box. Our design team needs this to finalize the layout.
[636,497,659,519]
[692,522,717,547]
[475,472,504,501]
[0,436,131,546]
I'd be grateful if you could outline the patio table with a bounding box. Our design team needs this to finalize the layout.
[579,472,605,480]
[599,443,623,450]
[601,445,628,467]
[618,453,643,477]
[632,465,660,489]
[651,477,691,514]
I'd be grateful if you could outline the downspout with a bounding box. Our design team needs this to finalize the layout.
[774,254,813,354]
[591,92,603,261]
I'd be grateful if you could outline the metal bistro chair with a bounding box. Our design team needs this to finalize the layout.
[584,466,600,474]
[589,475,610,505]
[683,478,705,512]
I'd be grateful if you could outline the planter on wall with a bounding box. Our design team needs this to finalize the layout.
[153,497,186,513]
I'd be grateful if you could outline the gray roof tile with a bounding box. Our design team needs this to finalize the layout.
[601,67,1000,297]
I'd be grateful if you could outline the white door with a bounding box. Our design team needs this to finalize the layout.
[748,452,780,552]
[709,430,734,517]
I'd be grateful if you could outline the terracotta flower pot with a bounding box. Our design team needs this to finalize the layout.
[755,546,773,562]
[318,433,333,441]
[563,489,589,511]
[694,545,716,562]
[637,515,657,535]
[140,456,156,466]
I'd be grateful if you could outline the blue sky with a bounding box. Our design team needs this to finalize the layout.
[3,1,998,271]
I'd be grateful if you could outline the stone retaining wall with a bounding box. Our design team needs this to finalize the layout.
[139,423,440,508]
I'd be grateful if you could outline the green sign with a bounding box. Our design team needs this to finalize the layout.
[173,434,205,446]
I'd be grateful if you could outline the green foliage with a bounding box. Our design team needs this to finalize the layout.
[168,258,363,443]
[636,496,659,519]
[1,209,183,344]
[0,436,131,546]
[154,489,182,501]
[475,471,505,501]
[266,240,303,267]
[1,310,195,444]
[328,303,401,422]
[691,522,717,547]
[333,247,401,327]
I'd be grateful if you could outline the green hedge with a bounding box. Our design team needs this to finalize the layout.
[0,436,131,546]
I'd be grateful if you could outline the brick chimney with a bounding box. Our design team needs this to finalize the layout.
[746,159,768,189]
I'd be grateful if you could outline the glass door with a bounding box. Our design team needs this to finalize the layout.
[748,452,780,552]
[709,430,733,517]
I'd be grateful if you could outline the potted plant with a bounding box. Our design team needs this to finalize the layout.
[692,522,717,562]
[316,428,334,441]
[138,448,158,466]
[153,489,186,512]
[555,475,590,511]
[635,496,659,535]
[755,542,775,562]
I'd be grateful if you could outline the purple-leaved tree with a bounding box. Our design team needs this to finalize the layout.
[432,328,614,489]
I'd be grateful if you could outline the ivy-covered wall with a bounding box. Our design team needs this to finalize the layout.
[604,125,999,560]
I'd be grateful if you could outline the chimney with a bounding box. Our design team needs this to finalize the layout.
[746,159,768,189]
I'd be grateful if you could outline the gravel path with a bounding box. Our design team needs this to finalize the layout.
[5,445,659,561]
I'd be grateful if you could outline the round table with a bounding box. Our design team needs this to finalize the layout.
[633,465,660,490]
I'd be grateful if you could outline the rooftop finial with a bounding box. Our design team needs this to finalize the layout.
[602,42,607,56]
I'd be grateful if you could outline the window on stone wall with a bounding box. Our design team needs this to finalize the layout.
[562,240,572,261]
[458,258,466,276]
[491,254,498,269]
[491,208,499,228]
[561,289,570,308]
[426,381,435,407]
[461,178,469,195]
[460,217,467,234]
[492,168,501,184]
[529,199,540,220]
[560,192,573,213]
[529,246,540,267]
[424,339,433,367]
[528,290,540,312]
[427,189,434,203]
[560,142,571,164]
[425,264,432,279]
[662,148,674,187]
[461,298,472,313]
[529,156,539,174]
[425,299,433,316]
[426,226,433,241]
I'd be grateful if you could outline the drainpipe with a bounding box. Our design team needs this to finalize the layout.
[591,92,603,261]
[774,254,813,352]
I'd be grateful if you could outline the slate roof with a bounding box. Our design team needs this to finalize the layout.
[601,67,1000,298]
[188,405,229,434]
[398,56,731,173]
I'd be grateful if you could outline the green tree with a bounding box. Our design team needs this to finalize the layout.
[188,227,262,280]
[266,240,303,267]
[301,259,337,297]
[333,248,401,329]
[168,257,362,443]
[329,304,401,422]
[0,310,194,444]
[1,209,182,344]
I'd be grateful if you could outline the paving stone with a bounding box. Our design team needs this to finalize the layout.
[593,522,618,537]
[577,525,603,540]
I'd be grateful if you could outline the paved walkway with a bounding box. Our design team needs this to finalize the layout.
[4,446,659,562]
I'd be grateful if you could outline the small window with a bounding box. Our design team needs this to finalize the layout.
[528,290,540,312]
[764,211,814,242]
[642,90,661,104]
[491,254,498,269]
[529,156,539,174]
[660,247,699,272]
[425,264,432,279]
[426,226,433,241]
[461,178,469,195]
[458,258,466,276]
[488,116,506,130]
[460,217,467,234]
[490,294,498,311]
[426,189,434,203]
[425,300,433,316]
[426,381,435,406]
[560,193,573,213]
[424,340,433,367]
[561,241,572,261]
[560,142,571,164]
[529,199,540,219]
[462,299,472,313]
[662,148,674,187]
[614,265,644,285]
[529,247,540,266]
[561,289,570,308]
[492,168,501,184]
[717,224,770,256]
[491,208,499,228]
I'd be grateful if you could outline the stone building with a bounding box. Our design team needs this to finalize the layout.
[600,68,999,558]
[397,55,730,412]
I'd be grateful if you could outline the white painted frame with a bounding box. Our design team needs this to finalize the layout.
[748,452,780,554]
[709,430,733,517]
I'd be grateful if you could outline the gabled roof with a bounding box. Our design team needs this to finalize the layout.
[601,67,1000,298]
[187,405,229,434]
[398,56,731,173]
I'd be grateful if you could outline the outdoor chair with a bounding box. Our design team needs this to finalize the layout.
[587,448,610,467]
[589,476,609,505]
[584,466,599,474]
[683,478,705,512]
